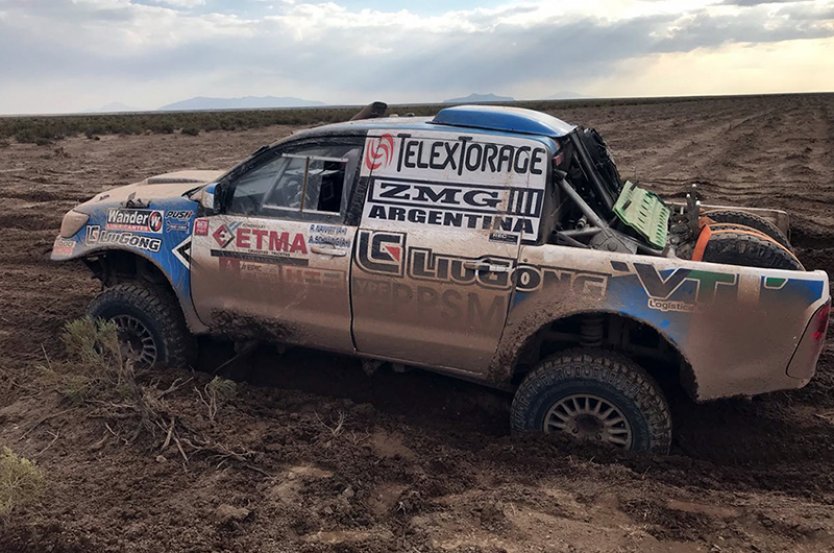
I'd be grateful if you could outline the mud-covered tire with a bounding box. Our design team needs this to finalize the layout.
[88,282,196,369]
[705,210,791,250]
[511,350,672,453]
[702,230,803,271]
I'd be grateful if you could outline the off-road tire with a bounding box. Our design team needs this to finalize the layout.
[511,350,672,453]
[88,282,196,369]
[702,230,803,271]
[706,210,791,250]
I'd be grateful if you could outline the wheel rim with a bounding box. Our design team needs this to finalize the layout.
[111,315,158,367]
[544,394,633,449]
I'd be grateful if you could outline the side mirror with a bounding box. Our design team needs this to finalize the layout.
[199,183,220,213]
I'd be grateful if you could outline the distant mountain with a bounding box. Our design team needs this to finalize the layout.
[443,93,516,104]
[90,102,139,113]
[549,91,586,100]
[158,96,325,111]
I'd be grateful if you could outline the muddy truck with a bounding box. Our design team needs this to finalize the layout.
[51,103,831,452]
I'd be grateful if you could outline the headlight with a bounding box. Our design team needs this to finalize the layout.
[59,210,89,238]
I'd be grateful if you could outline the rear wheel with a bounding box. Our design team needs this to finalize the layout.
[88,282,195,368]
[705,210,791,250]
[511,350,672,453]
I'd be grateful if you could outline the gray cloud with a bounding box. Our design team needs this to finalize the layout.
[722,0,807,6]
[0,0,832,113]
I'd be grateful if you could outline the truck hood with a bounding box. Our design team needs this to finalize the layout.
[76,169,224,212]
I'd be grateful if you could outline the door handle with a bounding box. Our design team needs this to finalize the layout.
[311,245,348,257]
[463,261,511,273]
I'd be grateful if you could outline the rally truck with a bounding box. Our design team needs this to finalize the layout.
[51,103,831,452]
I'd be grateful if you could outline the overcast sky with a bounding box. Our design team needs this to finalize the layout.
[0,0,832,114]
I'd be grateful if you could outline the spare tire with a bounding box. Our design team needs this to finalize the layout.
[700,230,803,271]
[705,210,791,250]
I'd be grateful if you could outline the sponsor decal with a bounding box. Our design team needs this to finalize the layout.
[355,230,406,277]
[394,138,545,176]
[362,132,547,181]
[212,222,241,248]
[167,220,191,233]
[165,211,193,233]
[360,131,548,241]
[86,225,101,245]
[86,227,162,252]
[363,178,542,241]
[618,261,738,313]
[647,298,697,313]
[364,133,395,171]
[309,224,351,249]
[220,260,346,289]
[408,246,514,290]
[489,231,520,245]
[194,218,209,236]
[763,276,788,290]
[355,230,608,298]
[209,220,309,267]
[166,210,193,220]
[353,277,507,325]
[106,209,164,234]
[172,237,191,270]
[53,237,75,257]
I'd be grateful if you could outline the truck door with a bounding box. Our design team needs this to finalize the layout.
[190,138,362,353]
[350,130,550,373]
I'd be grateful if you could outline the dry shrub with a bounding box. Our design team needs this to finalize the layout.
[196,377,237,423]
[43,317,137,405]
[41,318,256,468]
[43,318,180,446]
[0,447,44,515]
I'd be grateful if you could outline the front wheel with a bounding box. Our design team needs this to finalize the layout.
[88,282,196,369]
[511,350,672,453]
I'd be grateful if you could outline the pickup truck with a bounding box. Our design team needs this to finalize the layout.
[52,103,831,452]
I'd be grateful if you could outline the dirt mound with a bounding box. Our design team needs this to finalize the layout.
[2,94,834,552]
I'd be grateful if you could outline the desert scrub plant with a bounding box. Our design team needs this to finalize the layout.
[43,317,136,405]
[0,447,44,515]
[196,377,237,423]
[39,318,258,467]
[42,318,177,444]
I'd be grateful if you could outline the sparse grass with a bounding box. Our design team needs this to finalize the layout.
[0,447,45,515]
[4,93,824,145]
[0,106,361,144]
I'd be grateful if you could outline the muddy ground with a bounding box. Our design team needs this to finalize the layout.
[1,94,834,552]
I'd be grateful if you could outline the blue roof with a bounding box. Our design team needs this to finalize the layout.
[431,105,575,138]
[290,105,575,141]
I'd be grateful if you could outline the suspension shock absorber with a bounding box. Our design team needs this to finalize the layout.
[579,314,605,347]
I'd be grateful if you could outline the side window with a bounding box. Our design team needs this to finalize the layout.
[227,143,361,219]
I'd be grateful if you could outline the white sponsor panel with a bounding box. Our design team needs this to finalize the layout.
[362,131,550,241]
[360,130,548,242]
